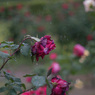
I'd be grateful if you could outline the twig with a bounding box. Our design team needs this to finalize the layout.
[17,87,33,95]
[0,37,31,71]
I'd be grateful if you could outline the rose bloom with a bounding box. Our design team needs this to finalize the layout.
[25,77,32,83]
[83,0,95,12]
[37,26,45,32]
[21,90,35,95]
[6,70,11,74]
[31,35,56,61]
[87,34,93,41]
[49,53,57,60]
[2,50,8,54]
[62,4,68,9]
[17,4,22,10]
[24,12,31,17]
[68,11,74,16]
[45,15,52,22]
[73,44,85,57]
[35,86,47,95]
[49,62,61,74]
[0,6,5,12]
[21,29,27,34]
[51,77,70,95]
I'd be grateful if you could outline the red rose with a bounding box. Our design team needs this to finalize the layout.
[37,26,45,32]
[45,15,52,22]
[51,77,70,95]
[62,4,68,9]
[17,4,22,10]
[0,6,5,12]
[31,35,56,61]
[35,86,47,95]
[87,34,93,41]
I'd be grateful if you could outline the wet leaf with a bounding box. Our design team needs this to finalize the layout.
[31,75,46,87]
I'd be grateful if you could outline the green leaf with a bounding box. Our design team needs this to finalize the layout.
[10,44,19,50]
[0,51,10,58]
[46,78,50,88]
[21,83,26,90]
[0,41,14,48]
[0,87,7,93]
[47,68,52,77]
[31,75,46,87]
[46,86,51,95]
[23,74,36,77]
[7,89,17,95]
[12,86,22,92]
[31,37,40,42]
[31,54,34,62]
[20,43,30,56]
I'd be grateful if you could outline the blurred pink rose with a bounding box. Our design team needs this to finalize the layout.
[62,4,68,9]
[6,70,11,74]
[17,4,22,10]
[45,15,52,22]
[21,90,35,95]
[37,26,45,32]
[21,29,27,34]
[49,53,57,60]
[49,62,61,74]
[25,77,32,83]
[24,12,31,17]
[87,34,93,41]
[36,16,42,22]
[69,11,74,16]
[8,6,13,11]
[73,2,80,8]
[35,86,47,95]
[2,50,8,54]
[0,6,5,12]
[73,44,85,57]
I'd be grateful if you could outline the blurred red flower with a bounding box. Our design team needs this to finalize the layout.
[49,53,57,60]
[17,4,22,10]
[69,11,74,16]
[2,50,8,54]
[21,90,35,95]
[24,12,31,17]
[0,6,5,12]
[62,4,68,9]
[37,26,45,32]
[87,34,93,41]
[21,29,27,34]
[6,70,11,74]
[35,86,47,95]
[45,15,52,22]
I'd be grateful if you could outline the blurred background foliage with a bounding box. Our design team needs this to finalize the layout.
[0,0,95,94]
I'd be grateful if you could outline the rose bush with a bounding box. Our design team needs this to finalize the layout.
[0,35,70,95]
